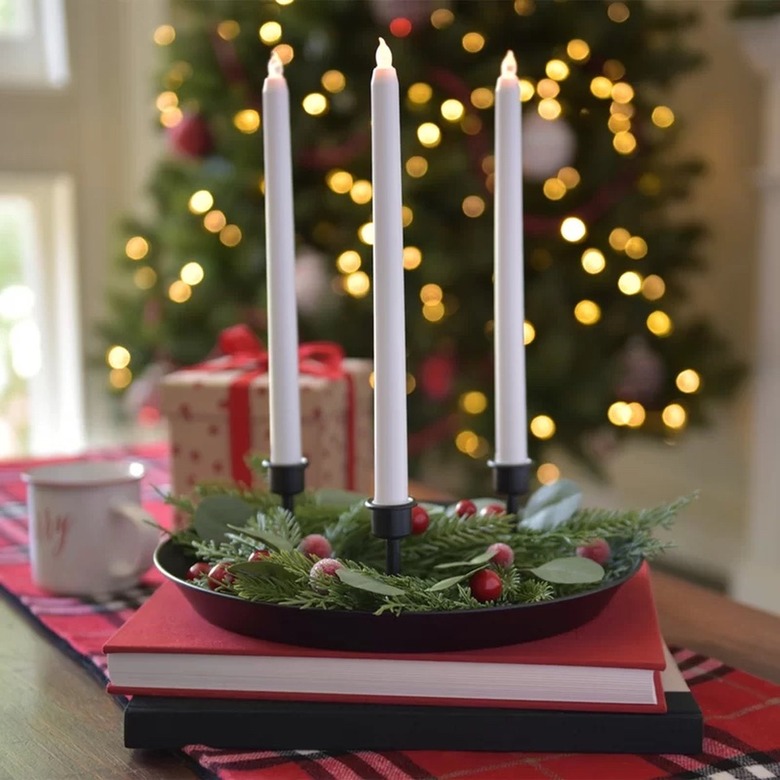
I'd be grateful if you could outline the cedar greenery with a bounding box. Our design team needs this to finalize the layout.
[170,483,693,615]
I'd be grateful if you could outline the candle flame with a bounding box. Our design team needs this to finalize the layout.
[501,50,517,78]
[376,37,393,69]
[268,50,284,78]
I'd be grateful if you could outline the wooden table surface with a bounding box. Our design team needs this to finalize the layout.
[3,570,780,780]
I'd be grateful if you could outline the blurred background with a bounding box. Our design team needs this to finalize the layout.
[0,0,777,613]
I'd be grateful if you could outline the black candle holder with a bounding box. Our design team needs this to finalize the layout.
[488,460,532,516]
[263,458,308,513]
[365,498,415,575]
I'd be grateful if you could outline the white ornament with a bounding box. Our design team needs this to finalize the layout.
[522,111,576,181]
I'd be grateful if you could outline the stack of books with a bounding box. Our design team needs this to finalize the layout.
[105,563,702,752]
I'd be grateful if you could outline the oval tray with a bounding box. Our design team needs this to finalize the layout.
[155,539,642,652]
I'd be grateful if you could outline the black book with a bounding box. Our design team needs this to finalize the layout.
[124,651,702,754]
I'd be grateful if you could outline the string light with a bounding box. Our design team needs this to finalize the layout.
[159,107,183,128]
[647,310,673,336]
[461,32,485,53]
[590,76,613,99]
[430,8,454,28]
[461,115,482,134]
[519,80,535,102]
[302,93,328,116]
[603,60,626,80]
[546,59,569,80]
[627,402,646,427]
[420,283,443,304]
[217,20,240,40]
[408,83,432,104]
[652,106,675,128]
[470,87,493,109]
[662,403,687,430]
[407,373,416,394]
[423,302,445,322]
[611,82,634,104]
[558,167,580,188]
[455,430,479,455]
[613,131,637,154]
[180,261,204,285]
[336,250,361,274]
[618,271,643,295]
[204,210,226,233]
[462,195,485,217]
[403,246,422,270]
[259,21,282,44]
[219,225,242,247]
[405,156,428,178]
[574,300,601,325]
[581,248,606,274]
[676,369,701,393]
[402,206,414,226]
[153,25,175,45]
[133,267,156,289]
[566,39,590,61]
[537,463,561,484]
[524,321,535,345]
[350,180,372,204]
[608,114,631,133]
[188,190,214,214]
[234,109,260,133]
[125,236,149,260]
[168,280,192,303]
[538,98,562,120]
[530,414,556,439]
[441,99,465,121]
[642,275,666,300]
[625,236,648,259]
[155,91,178,111]
[607,401,632,426]
[389,17,413,37]
[460,391,488,414]
[106,345,130,369]
[358,222,374,245]
[607,2,630,22]
[543,178,566,200]
[109,368,132,389]
[274,44,294,64]
[514,0,535,15]
[561,216,587,242]
[609,227,630,250]
[537,79,560,99]
[344,271,370,298]
[326,170,353,194]
[417,122,441,147]
[321,70,346,93]
[482,155,495,174]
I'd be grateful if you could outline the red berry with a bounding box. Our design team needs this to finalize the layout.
[309,558,343,581]
[298,533,332,559]
[487,542,515,568]
[479,503,505,518]
[454,499,477,518]
[186,561,211,581]
[248,549,271,562]
[411,506,430,535]
[469,569,503,602]
[206,563,234,589]
[576,538,611,565]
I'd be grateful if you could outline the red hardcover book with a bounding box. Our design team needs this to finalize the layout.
[105,562,666,712]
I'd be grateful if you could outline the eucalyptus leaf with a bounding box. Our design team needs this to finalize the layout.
[433,548,497,570]
[226,524,293,552]
[519,479,582,531]
[530,556,605,584]
[230,560,297,581]
[427,569,480,592]
[336,568,406,596]
[193,496,255,542]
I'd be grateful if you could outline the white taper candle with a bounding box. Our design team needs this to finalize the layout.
[263,51,303,465]
[371,38,409,505]
[494,51,529,465]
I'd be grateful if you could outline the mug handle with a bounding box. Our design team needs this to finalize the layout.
[108,503,161,582]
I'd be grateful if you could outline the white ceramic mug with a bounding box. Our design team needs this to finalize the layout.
[23,460,160,597]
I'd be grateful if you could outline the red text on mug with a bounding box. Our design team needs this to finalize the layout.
[41,509,72,557]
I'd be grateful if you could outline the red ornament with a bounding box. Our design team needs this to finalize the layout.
[454,499,478,518]
[309,558,343,581]
[248,549,271,562]
[207,563,234,589]
[469,569,503,602]
[389,17,412,37]
[576,538,612,565]
[298,533,333,559]
[479,503,505,518]
[411,505,430,535]
[186,561,211,581]
[168,112,213,158]
[487,542,515,569]
[419,352,456,402]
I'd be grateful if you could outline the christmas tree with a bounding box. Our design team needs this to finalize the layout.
[100,0,742,485]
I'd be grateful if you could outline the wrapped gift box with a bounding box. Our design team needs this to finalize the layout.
[160,344,373,501]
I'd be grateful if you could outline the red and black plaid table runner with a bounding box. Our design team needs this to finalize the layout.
[1,443,779,780]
